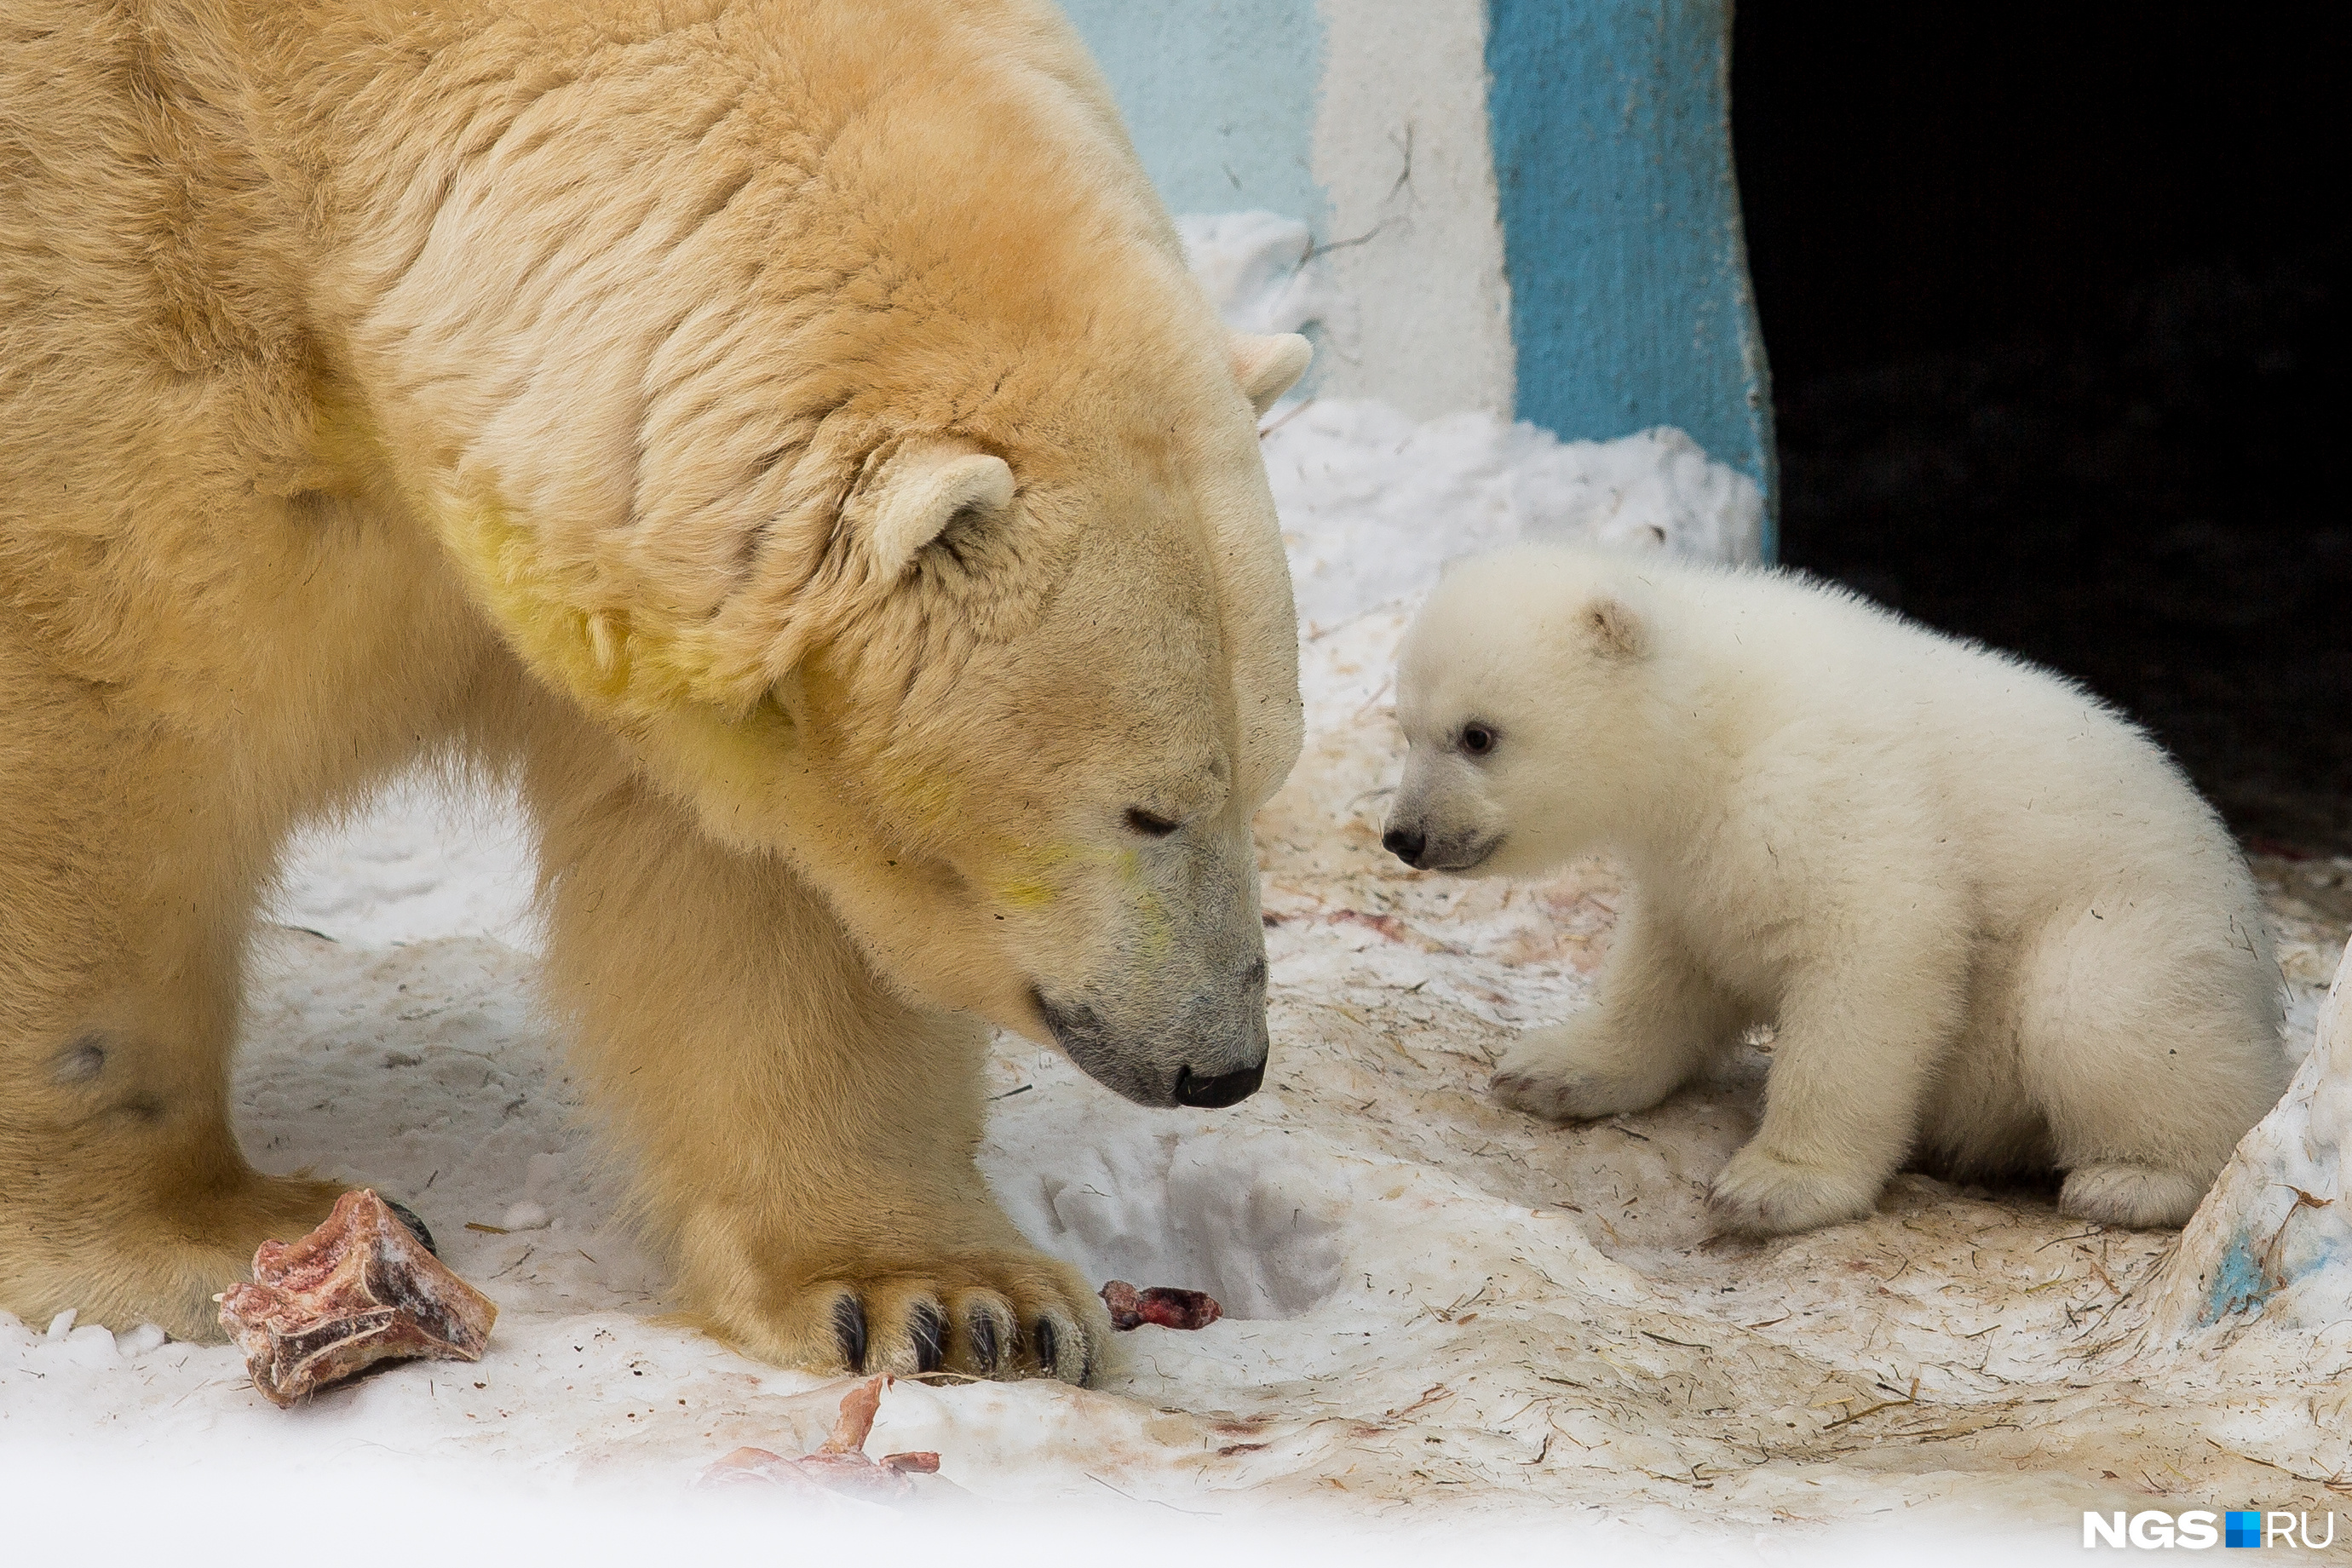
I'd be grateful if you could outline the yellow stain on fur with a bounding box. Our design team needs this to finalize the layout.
[993,843,1160,931]
[300,397,749,740]
[428,486,799,795]
[997,875,1058,909]
[438,493,694,716]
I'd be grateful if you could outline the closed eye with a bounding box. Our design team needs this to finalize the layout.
[1123,807,1182,838]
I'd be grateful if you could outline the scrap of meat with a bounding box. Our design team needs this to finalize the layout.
[1099,1280,1223,1331]
[1325,909,1462,954]
[1331,908,1412,942]
[699,1377,942,1502]
[215,1189,497,1408]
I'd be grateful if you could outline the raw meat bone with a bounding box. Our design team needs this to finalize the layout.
[1100,1280,1222,1331]
[216,1189,497,1407]
[699,1377,942,1501]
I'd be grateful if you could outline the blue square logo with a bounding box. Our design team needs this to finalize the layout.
[2226,1511,2263,1548]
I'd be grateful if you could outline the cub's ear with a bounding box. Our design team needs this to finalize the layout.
[1230,332,1313,416]
[852,439,1015,578]
[1583,595,1648,659]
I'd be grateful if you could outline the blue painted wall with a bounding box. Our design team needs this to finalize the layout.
[1057,0,1327,227]
[1486,0,1776,532]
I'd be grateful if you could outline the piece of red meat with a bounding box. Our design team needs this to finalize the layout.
[1099,1279,1223,1331]
[216,1189,497,1407]
[696,1376,942,1502]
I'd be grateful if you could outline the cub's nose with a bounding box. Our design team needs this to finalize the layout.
[1382,825,1426,868]
[1173,1061,1264,1108]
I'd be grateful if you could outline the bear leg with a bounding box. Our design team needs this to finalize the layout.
[2018,904,2286,1231]
[1492,905,1744,1122]
[1708,940,1969,1237]
[0,729,348,1339]
[530,759,1110,1382]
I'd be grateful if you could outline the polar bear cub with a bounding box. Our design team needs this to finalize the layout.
[1383,544,2287,1236]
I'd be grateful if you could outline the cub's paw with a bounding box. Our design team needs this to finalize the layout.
[1491,1018,1669,1123]
[1707,1144,1880,1237]
[2059,1164,2208,1229]
[712,1249,1109,1386]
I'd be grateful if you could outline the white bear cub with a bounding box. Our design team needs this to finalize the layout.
[1384,543,2287,1236]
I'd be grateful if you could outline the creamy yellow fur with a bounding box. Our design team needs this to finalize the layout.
[0,0,1306,1381]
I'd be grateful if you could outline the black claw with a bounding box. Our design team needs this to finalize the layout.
[910,1301,945,1375]
[1033,1315,1059,1376]
[967,1307,1001,1372]
[1079,1335,1097,1388]
[832,1293,868,1373]
[382,1198,437,1256]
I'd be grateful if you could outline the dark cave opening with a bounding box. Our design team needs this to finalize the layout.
[1734,3,2350,854]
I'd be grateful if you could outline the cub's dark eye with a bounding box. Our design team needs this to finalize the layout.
[1458,722,1498,757]
[1124,807,1182,838]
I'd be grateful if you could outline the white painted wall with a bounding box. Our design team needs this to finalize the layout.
[1310,0,1515,418]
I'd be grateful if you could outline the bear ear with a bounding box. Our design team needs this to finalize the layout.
[1584,595,1648,659]
[1230,332,1313,416]
[852,439,1015,578]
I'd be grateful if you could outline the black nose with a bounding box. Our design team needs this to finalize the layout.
[1173,1061,1264,1108]
[1382,825,1426,867]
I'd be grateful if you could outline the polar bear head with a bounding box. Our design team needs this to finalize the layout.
[536,312,1313,1110]
[424,320,1308,1110]
[330,11,1313,1106]
[1385,545,1665,879]
[747,330,1313,1108]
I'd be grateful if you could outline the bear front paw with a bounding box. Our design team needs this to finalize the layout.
[1490,1020,1671,1123]
[1706,1144,1880,1237]
[711,1249,1107,1385]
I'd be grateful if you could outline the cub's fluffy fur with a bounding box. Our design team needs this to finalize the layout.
[1387,545,2286,1235]
[0,0,1308,1378]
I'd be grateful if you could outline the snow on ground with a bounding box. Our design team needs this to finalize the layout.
[7,273,2349,1557]
[1267,405,1764,630]
[10,558,2342,1557]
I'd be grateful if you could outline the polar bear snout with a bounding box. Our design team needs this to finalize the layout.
[1380,824,1427,867]
[1382,771,1505,875]
[1382,818,1502,873]
[1381,811,1503,874]
[1034,963,1271,1110]
[1172,1060,1266,1108]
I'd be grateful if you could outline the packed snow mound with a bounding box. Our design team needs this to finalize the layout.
[1263,403,1763,630]
[1180,207,1767,626]
[2146,937,2352,1341]
[1178,210,1339,342]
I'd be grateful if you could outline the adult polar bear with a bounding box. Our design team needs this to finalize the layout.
[0,0,1311,1381]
